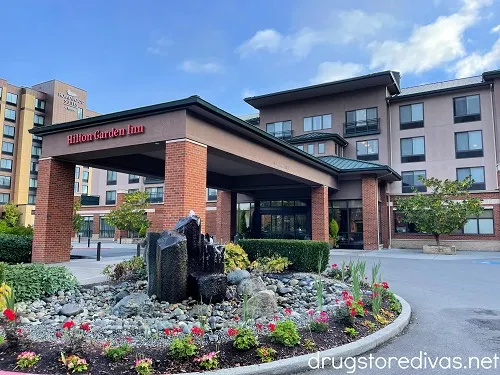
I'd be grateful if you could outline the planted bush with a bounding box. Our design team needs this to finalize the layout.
[270,320,300,347]
[224,242,251,272]
[250,255,292,273]
[238,239,329,272]
[103,256,146,281]
[233,327,258,350]
[0,234,32,264]
[4,264,78,301]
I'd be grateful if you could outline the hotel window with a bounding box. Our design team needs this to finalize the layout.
[356,139,379,161]
[454,95,480,123]
[29,178,38,189]
[266,121,292,138]
[303,114,332,132]
[144,177,164,184]
[129,174,140,183]
[2,142,13,155]
[0,193,10,204]
[401,136,425,163]
[455,130,483,158]
[75,166,80,179]
[107,171,117,185]
[207,188,217,201]
[4,109,16,122]
[0,175,11,188]
[74,182,79,193]
[81,184,88,195]
[307,144,314,155]
[400,103,424,129]
[345,108,378,135]
[31,145,41,158]
[318,143,325,154]
[82,171,89,183]
[35,98,46,111]
[146,187,163,203]
[32,134,42,142]
[28,194,36,204]
[6,93,17,105]
[30,161,38,174]
[457,166,485,190]
[128,188,139,193]
[0,87,2,99]
[0,158,12,171]
[77,108,84,119]
[3,125,15,139]
[457,209,494,235]
[34,114,45,126]
[402,170,427,193]
[105,190,116,205]
[297,145,304,151]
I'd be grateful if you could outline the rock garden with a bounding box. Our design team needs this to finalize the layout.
[0,216,402,374]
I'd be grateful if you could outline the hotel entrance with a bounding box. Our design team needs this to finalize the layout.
[330,200,364,249]
[255,199,311,239]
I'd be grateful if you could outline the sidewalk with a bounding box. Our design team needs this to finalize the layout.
[330,247,500,260]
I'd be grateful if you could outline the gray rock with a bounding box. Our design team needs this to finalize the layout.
[19,317,30,324]
[114,290,130,304]
[266,285,278,293]
[237,276,266,296]
[94,285,105,293]
[173,308,184,316]
[227,269,250,285]
[188,272,228,304]
[177,314,187,321]
[58,303,83,317]
[111,293,153,318]
[247,290,278,317]
[298,280,308,287]
[289,279,299,286]
[278,287,293,295]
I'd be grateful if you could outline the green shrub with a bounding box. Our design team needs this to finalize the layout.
[103,256,146,281]
[104,343,132,361]
[0,221,34,236]
[233,327,258,350]
[0,233,32,263]
[224,242,251,273]
[0,262,5,283]
[238,239,329,272]
[5,263,78,301]
[386,291,402,314]
[250,255,292,273]
[168,336,198,360]
[270,320,300,347]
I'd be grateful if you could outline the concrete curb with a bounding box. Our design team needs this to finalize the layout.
[182,294,411,375]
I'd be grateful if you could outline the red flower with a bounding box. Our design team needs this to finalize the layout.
[191,326,204,336]
[3,309,15,321]
[273,315,279,322]
[284,308,292,315]
[62,320,75,330]
[16,329,23,336]
[267,322,276,332]
[382,282,389,289]
[164,328,171,335]
[364,309,368,314]
[331,264,337,268]
[233,316,239,322]
[346,300,352,307]
[174,327,183,334]
[335,299,339,304]
[255,323,263,331]
[357,300,364,306]
[341,290,349,296]
[307,309,314,316]
[349,309,356,317]
[80,323,91,332]
[125,336,133,343]
[369,293,374,299]
[55,331,62,338]
[227,328,239,337]
[373,283,380,288]
[104,341,111,348]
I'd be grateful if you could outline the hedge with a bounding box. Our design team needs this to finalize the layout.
[0,233,32,264]
[238,239,329,272]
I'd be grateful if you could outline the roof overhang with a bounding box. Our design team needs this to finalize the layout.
[244,71,401,109]
[390,82,490,103]
[483,70,500,81]
[287,133,348,147]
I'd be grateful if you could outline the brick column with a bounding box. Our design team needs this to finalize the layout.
[362,176,379,250]
[92,214,100,239]
[164,140,207,232]
[114,192,128,241]
[311,186,329,242]
[379,182,389,248]
[32,158,75,263]
[216,191,237,243]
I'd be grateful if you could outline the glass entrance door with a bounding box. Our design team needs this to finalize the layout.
[257,200,310,239]
[80,216,93,238]
[330,200,363,249]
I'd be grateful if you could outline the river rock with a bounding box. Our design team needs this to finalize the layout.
[58,303,83,317]
[237,276,266,296]
[246,290,278,317]
[111,293,153,318]
[227,269,250,285]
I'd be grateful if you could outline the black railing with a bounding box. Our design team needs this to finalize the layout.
[81,195,100,206]
[99,229,115,238]
[344,118,380,137]
[144,177,164,184]
[268,130,293,139]
[146,192,163,203]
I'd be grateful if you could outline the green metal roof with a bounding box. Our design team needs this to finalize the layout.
[287,132,348,146]
[319,155,401,180]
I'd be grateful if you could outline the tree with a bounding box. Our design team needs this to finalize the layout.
[104,191,150,236]
[3,203,21,227]
[73,201,84,232]
[239,211,249,238]
[329,219,339,246]
[396,176,483,247]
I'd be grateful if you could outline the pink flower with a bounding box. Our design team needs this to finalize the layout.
[55,331,62,338]
[62,320,75,330]
[125,336,133,343]
[255,323,263,331]
[307,309,314,316]
[273,315,279,321]
[284,308,292,315]
[267,322,276,332]
[331,264,337,268]
[227,328,239,337]
[233,316,239,322]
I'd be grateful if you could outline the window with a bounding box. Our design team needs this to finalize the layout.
[28,195,36,204]
[30,161,38,174]
[394,211,421,233]
[105,190,116,205]
[74,182,79,193]
[32,134,42,142]
[2,142,13,155]
[82,170,89,182]
[207,188,217,201]
[0,175,11,188]
[307,144,314,155]
[128,188,139,193]
[318,143,325,154]
[129,174,140,183]
[144,177,163,184]
[4,109,16,122]
[400,103,424,129]
[457,209,494,234]
[454,95,480,123]
[0,87,2,100]
[457,167,485,190]
[1,158,12,171]
[356,139,379,161]
[266,121,292,138]
[6,93,17,105]
[402,170,427,193]
[29,178,37,189]
[345,108,378,136]
[77,108,84,119]
[31,145,41,157]
[0,193,10,204]
[401,137,425,163]
[3,125,14,138]
[34,114,45,126]
[35,98,45,111]
[100,217,115,238]
[106,170,117,185]
[145,187,163,203]
[455,130,483,158]
[75,166,80,179]
[303,114,332,132]
[297,145,304,151]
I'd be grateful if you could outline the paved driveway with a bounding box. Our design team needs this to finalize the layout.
[296,249,500,374]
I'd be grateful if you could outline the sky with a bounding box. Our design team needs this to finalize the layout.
[1,0,499,116]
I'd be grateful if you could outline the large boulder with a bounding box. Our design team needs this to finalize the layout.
[227,269,250,285]
[187,272,227,304]
[203,244,225,273]
[58,303,83,317]
[144,231,169,297]
[237,276,266,296]
[246,290,278,317]
[174,215,204,275]
[111,293,153,318]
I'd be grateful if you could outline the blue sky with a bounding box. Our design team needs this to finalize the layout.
[1,0,499,116]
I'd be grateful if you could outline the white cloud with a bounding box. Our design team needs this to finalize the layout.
[336,10,398,44]
[492,24,500,33]
[242,88,256,98]
[369,0,493,74]
[147,37,172,55]
[453,38,500,77]
[237,29,283,57]
[310,61,364,84]
[179,60,224,74]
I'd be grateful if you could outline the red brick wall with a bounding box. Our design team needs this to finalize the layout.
[311,186,329,242]
[148,204,164,232]
[33,158,75,263]
[164,140,207,232]
[362,176,379,250]
[206,202,217,237]
[379,182,389,248]
[92,214,100,235]
[216,191,232,243]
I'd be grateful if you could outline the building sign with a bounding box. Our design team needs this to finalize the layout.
[67,125,145,145]
[58,89,84,112]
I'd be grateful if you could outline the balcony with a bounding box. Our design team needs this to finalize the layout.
[81,195,100,206]
[343,118,380,138]
[144,177,164,184]
[267,130,293,139]
[146,192,164,203]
